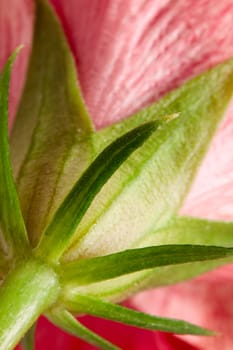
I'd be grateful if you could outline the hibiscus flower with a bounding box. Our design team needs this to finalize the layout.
[1,0,233,349]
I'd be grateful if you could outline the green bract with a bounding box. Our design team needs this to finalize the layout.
[0,0,232,349]
[0,49,29,259]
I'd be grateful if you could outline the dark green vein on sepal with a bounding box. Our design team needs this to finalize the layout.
[60,245,233,285]
[0,49,29,256]
[36,119,172,262]
[63,294,214,336]
[64,58,233,261]
[48,308,120,350]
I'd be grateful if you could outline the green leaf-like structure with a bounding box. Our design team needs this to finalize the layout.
[60,244,233,285]
[36,119,169,262]
[65,56,233,262]
[10,0,94,247]
[63,294,213,336]
[0,0,232,349]
[0,50,29,258]
[49,309,120,350]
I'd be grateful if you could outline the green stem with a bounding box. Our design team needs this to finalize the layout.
[0,257,59,350]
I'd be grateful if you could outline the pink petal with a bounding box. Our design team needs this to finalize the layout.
[51,0,233,128]
[131,275,233,350]
[181,101,233,221]
[0,0,33,126]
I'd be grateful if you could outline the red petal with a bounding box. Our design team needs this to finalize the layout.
[17,314,197,350]
[15,307,202,349]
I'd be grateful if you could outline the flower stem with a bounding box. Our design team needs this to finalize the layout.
[0,257,59,350]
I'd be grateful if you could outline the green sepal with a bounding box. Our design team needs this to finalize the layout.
[0,49,29,257]
[61,244,233,285]
[145,216,233,247]
[68,217,233,303]
[138,216,233,288]
[49,308,120,350]
[10,0,94,246]
[63,294,214,336]
[36,120,170,262]
[64,58,233,261]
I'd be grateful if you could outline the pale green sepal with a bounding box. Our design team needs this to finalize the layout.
[61,244,233,285]
[36,120,167,262]
[64,59,233,261]
[144,216,233,247]
[67,217,233,304]
[10,0,94,246]
[137,216,233,288]
[63,294,214,336]
[0,49,29,257]
[49,308,120,350]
